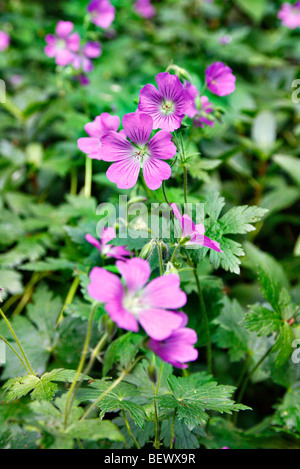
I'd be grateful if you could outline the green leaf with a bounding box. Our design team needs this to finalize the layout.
[244,305,282,336]
[103,332,143,376]
[273,154,300,188]
[219,205,268,235]
[214,297,249,362]
[159,373,250,430]
[66,420,124,442]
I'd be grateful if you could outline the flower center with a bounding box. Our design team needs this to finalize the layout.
[161,99,175,115]
[123,293,144,317]
[132,145,149,162]
[56,39,67,50]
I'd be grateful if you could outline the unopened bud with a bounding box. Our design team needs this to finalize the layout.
[140,240,155,260]
[147,364,157,383]
[165,262,179,275]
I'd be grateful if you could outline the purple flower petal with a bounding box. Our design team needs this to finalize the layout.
[100,132,134,162]
[106,157,141,189]
[143,157,171,190]
[88,267,124,303]
[139,308,183,341]
[106,299,140,332]
[143,274,187,309]
[56,21,74,38]
[86,234,101,251]
[116,258,151,293]
[122,112,153,145]
[148,130,177,160]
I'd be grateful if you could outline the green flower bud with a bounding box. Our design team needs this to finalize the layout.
[140,240,155,260]
[147,363,157,384]
[165,262,179,275]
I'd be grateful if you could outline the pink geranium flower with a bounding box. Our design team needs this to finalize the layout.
[138,72,192,131]
[72,42,102,74]
[134,0,156,18]
[99,112,176,190]
[148,312,198,368]
[86,227,131,261]
[171,203,223,252]
[278,2,300,29]
[88,258,187,340]
[87,0,115,28]
[205,62,236,97]
[78,113,121,160]
[44,21,80,66]
[0,31,10,51]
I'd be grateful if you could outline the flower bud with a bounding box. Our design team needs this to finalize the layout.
[147,363,157,383]
[140,240,155,260]
[165,262,179,275]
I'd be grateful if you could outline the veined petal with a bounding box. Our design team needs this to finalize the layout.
[106,157,140,189]
[143,157,171,190]
[116,258,151,293]
[148,130,176,160]
[100,132,133,162]
[156,72,184,101]
[122,112,153,145]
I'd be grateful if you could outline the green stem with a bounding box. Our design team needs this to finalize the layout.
[157,243,164,276]
[183,166,189,208]
[170,408,177,449]
[12,272,46,317]
[153,359,163,449]
[0,308,36,376]
[56,276,80,327]
[170,244,181,264]
[0,335,30,374]
[64,303,98,427]
[84,156,92,198]
[122,409,140,449]
[66,332,109,426]
[70,167,78,196]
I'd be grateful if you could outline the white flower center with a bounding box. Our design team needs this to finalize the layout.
[161,99,175,115]
[123,293,144,317]
[132,145,149,162]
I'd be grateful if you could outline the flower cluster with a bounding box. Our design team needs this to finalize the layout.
[278,2,300,29]
[81,65,235,367]
[88,257,198,368]
[0,31,10,52]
